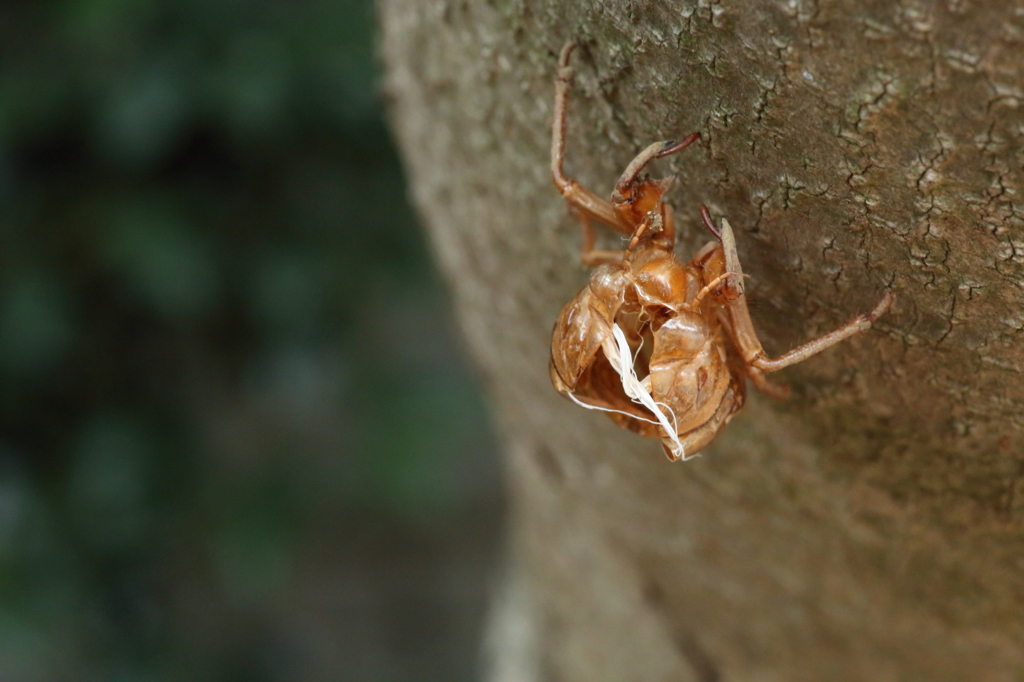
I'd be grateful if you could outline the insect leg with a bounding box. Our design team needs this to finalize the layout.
[698,204,721,239]
[623,216,652,255]
[747,292,894,373]
[613,134,699,200]
[575,211,625,266]
[701,208,893,375]
[623,198,680,256]
[716,308,791,397]
[699,206,743,299]
[687,272,750,310]
[551,41,632,235]
[745,367,791,399]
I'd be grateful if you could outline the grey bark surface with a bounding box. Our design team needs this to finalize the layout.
[378,2,1024,680]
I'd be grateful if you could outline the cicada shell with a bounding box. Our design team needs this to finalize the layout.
[549,41,893,461]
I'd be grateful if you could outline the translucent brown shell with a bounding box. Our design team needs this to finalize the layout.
[548,41,893,461]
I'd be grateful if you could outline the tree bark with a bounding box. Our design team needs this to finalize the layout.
[379,2,1024,679]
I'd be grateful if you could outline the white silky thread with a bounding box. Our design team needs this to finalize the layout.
[569,323,686,461]
[565,392,662,426]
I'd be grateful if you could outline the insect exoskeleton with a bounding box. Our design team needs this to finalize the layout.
[549,224,748,461]
[548,40,892,462]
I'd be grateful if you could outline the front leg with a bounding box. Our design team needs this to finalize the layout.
[550,42,632,235]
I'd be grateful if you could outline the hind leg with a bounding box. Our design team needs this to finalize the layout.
[700,208,893,376]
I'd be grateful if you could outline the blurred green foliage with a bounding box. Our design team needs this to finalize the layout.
[0,1,498,680]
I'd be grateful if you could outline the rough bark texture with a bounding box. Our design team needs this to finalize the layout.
[379,2,1024,680]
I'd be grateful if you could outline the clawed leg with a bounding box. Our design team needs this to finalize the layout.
[613,134,699,201]
[612,135,698,229]
[553,41,696,251]
[699,206,743,299]
[700,206,894,387]
[748,291,894,373]
[551,42,631,235]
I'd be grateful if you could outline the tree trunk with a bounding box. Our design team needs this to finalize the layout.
[378,2,1024,679]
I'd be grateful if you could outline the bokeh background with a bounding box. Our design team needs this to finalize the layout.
[0,1,502,680]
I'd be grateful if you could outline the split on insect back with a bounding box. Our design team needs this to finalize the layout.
[547,41,894,462]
